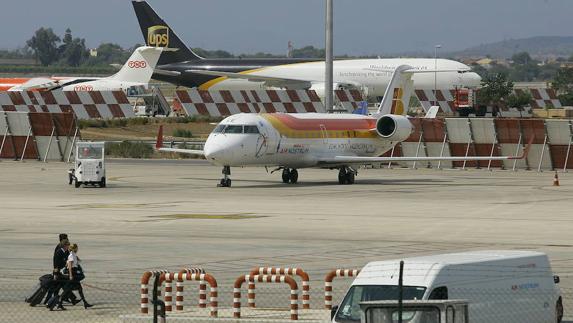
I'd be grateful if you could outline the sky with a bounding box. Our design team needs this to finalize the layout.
[1,0,572,55]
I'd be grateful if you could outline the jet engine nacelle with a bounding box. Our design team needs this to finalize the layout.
[376,115,413,142]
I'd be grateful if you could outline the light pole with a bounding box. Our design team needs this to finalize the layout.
[434,44,442,106]
[325,0,334,112]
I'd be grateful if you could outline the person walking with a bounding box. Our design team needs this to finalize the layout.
[46,235,78,306]
[58,243,92,310]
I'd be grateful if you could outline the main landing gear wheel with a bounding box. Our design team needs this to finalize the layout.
[218,166,232,187]
[338,167,356,185]
[281,168,298,184]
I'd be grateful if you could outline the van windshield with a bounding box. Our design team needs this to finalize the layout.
[335,285,426,323]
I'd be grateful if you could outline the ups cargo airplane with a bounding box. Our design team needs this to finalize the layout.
[132,0,481,99]
[155,65,529,187]
[8,46,162,92]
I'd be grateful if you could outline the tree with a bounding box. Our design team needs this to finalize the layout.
[58,29,88,67]
[26,27,60,65]
[552,67,573,94]
[476,73,514,110]
[511,52,533,65]
[506,92,532,110]
[292,46,324,58]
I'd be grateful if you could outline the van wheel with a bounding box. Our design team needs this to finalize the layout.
[68,174,73,185]
[74,180,81,188]
[556,298,563,323]
[99,177,106,188]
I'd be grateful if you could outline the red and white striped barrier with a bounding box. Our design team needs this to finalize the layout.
[517,88,562,109]
[176,89,325,116]
[334,89,364,112]
[0,91,135,119]
[248,267,310,309]
[164,268,205,312]
[324,269,360,309]
[415,89,456,114]
[160,270,218,317]
[234,274,299,320]
[140,270,169,314]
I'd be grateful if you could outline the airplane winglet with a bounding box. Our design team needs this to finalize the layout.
[155,125,164,150]
[510,136,535,160]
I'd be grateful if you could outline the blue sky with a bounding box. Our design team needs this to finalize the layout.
[1,0,572,55]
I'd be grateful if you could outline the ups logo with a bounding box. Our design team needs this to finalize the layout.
[147,25,169,47]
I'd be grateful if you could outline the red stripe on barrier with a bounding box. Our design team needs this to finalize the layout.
[216,103,231,116]
[64,91,82,105]
[177,90,193,104]
[263,103,276,113]
[287,90,301,102]
[303,102,317,113]
[89,91,106,105]
[335,90,349,102]
[28,113,54,136]
[283,102,297,113]
[199,91,214,103]
[40,91,57,105]
[8,92,25,105]
[84,105,102,119]
[421,119,446,142]
[252,103,261,113]
[195,103,209,115]
[0,136,39,159]
[349,90,363,101]
[60,105,73,115]
[450,143,477,168]
[474,144,502,168]
[3,105,16,111]
[108,104,125,118]
[520,119,545,144]
[306,90,321,102]
[494,119,521,144]
[267,90,281,103]
[550,145,573,170]
[240,90,251,103]
[251,91,261,102]
[220,90,234,103]
[238,103,251,113]
[415,90,428,102]
[112,91,130,104]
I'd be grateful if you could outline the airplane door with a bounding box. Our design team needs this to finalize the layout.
[320,124,328,145]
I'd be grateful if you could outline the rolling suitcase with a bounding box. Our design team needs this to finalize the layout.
[25,282,48,306]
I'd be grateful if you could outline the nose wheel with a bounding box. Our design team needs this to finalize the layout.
[281,168,298,184]
[338,167,356,185]
[218,166,232,187]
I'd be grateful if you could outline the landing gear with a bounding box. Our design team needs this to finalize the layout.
[218,166,232,187]
[281,168,298,184]
[338,167,356,185]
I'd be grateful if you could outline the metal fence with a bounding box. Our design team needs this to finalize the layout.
[1,276,572,323]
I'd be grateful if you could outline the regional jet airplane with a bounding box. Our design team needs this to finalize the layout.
[155,66,530,187]
[8,46,163,92]
[132,0,481,100]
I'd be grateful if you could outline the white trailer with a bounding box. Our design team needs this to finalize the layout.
[68,142,106,188]
[332,250,562,323]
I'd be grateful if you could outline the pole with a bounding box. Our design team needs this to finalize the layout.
[434,45,441,106]
[43,126,56,163]
[398,260,404,323]
[152,273,166,323]
[325,0,334,112]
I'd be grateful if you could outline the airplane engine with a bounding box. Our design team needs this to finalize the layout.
[375,115,413,142]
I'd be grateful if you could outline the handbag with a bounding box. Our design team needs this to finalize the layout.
[73,265,85,281]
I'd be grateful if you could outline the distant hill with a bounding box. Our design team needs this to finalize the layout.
[449,36,573,59]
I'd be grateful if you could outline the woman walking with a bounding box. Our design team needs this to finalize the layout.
[56,243,92,310]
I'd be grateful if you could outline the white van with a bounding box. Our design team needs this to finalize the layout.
[332,250,562,323]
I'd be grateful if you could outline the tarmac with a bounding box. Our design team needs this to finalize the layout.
[0,159,572,322]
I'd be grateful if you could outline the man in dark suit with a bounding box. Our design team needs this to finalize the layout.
[46,235,78,307]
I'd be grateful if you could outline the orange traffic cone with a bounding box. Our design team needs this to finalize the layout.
[553,171,560,186]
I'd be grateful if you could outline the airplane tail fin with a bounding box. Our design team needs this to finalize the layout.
[109,46,163,84]
[132,0,203,65]
[376,65,414,116]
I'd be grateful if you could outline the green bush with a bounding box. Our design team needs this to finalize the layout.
[105,141,153,159]
[172,128,193,138]
[78,119,108,129]
[127,118,150,126]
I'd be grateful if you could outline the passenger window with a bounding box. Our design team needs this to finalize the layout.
[244,125,259,134]
[224,125,243,134]
[428,286,448,300]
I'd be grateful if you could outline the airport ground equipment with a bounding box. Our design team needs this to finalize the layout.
[234,274,299,320]
[68,141,106,188]
[324,269,360,309]
[248,267,310,309]
[360,300,469,323]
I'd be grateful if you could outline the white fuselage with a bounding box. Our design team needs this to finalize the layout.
[204,113,394,168]
[205,58,481,98]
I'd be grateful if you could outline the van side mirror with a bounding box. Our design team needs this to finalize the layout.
[331,305,339,320]
[554,275,560,284]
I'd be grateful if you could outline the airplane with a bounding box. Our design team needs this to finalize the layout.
[132,0,481,100]
[155,65,530,187]
[8,46,163,92]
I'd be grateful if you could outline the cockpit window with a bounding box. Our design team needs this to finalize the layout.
[224,125,243,134]
[244,125,260,134]
[213,124,226,133]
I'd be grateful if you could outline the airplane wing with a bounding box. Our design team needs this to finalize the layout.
[317,138,533,167]
[186,69,312,89]
[154,125,204,156]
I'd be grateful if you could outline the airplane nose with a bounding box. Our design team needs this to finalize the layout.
[463,72,482,88]
[204,142,224,161]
